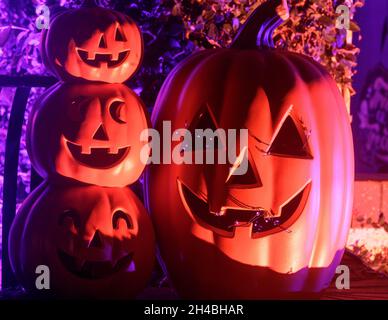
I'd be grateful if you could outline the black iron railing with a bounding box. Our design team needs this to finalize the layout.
[0,74,56,288]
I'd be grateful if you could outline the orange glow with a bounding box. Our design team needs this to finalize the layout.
[42,5,143,83]
[145,48,354,300]
[9,184,155,298]
[27,83,150,187]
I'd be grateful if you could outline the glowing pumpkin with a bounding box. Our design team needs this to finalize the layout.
[41,0,143,83]
[27,82,150,187]
[9,183,155,299]
[144,0,354,298]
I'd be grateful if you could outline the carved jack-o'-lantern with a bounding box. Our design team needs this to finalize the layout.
[145,0,354,298]
[41,0,143,83]
[9,183,155,298]
[27,82,150,187]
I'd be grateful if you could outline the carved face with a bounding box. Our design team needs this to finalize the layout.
[28,83,149,187]
[10,184,155,298]
[42,5,142,83]
[145,49,354,298]
[176,103,313,239]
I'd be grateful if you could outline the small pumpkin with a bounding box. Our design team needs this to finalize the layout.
[9,183,155,299]
[41,0,143,83]
[27,82,150,187]
[145,0,354,298]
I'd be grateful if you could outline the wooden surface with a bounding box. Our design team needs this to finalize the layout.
[137,250,388,300]
[1,250,387,300]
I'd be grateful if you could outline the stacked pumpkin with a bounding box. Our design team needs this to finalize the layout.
[9,0,155,299]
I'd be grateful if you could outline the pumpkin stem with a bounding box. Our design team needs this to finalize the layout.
[230,0,289,49]
[81,0,99,8]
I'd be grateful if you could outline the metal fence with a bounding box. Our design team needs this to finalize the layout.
[0,74,56,288]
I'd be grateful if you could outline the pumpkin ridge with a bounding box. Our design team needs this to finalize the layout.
[289,53,354,269]
[176,50,232,119]
[149,49,214,164]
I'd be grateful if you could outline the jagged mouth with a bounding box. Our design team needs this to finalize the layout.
[58,250,134,279]
[178,180,311,238]
[67,141,130,169]
[77,49,130,68]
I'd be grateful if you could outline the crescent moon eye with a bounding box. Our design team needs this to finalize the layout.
[112,210,133,230]
[109,100,127,124]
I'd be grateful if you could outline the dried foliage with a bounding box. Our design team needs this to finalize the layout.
[348,243,388,275]
[347,212,388,275]
[173,0,364,94]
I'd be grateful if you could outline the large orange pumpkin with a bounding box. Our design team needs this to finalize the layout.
[27,82,150,187]
[144,0,354,298]
[9,183,155,299]
[41,0,143,83]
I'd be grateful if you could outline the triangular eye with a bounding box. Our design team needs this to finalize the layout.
[99,35,107,48]
[268,116,312,158]
[227,158,261,187]
[115,27,126,41]
[196,109,217,132]
[68,96,91,122]
[191,106,222,150]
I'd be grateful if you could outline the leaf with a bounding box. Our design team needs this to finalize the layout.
[16,29,29,46]
[371,222,379,229]
[349,21,360,32]
[378,212,385,225]
[232,18,239,31]
[318,16,333,27]
[27,32,41,46]
[207,23,218,40]
[172,4,182,16]
[0,26,12,47]
[356,215,365,222]
[0,87,15,106]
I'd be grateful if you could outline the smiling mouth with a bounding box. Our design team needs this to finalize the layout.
[178,180,311,238]
[58,250,134,279]
[77,49,130,68]
[67,141,130,169]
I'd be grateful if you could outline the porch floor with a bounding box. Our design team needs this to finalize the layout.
[1,250,387,300]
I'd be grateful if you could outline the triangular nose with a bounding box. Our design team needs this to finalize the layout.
[208,196,226,215]
[206,164,229,215]
[99,35,107,48]
[93,124,109,141]
[89,230,103,248]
